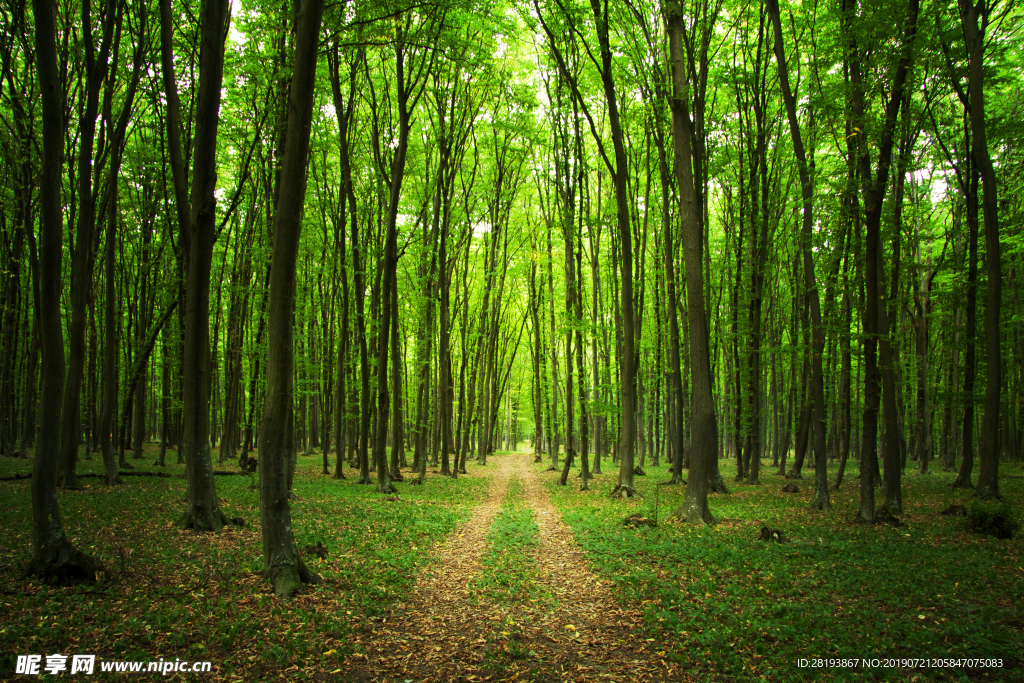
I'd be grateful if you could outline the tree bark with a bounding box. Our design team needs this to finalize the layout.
[259,0,325,597]
[58,0,117,489]
[963,0,1002,501]
[767,0,830,509]
[668,0,717,524]
[23,0,102,584]
[164,0,232,531]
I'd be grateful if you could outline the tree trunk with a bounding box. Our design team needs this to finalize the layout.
[259,0,325,597]
[23,0,102,584]
[768,0,830,509]
[963,0,1002,500]
[59,0,117,489]
[668,0,716,524]
[163,0,232,531]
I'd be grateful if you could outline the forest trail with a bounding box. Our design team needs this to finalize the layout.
[340,454,679,682]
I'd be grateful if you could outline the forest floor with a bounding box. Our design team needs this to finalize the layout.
[1,447,1022,682]
[338,453,678,682]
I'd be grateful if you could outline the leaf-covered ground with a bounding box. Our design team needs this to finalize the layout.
[0,448,486,680]
[545,456,1024,682]
[1,448,1021,682]
[338,454,672,682]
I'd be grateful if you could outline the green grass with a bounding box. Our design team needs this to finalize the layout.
[542,455,1024,682]
[4,446,1021,681]
[0,446,489,680]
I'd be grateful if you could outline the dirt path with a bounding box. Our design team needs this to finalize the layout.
[341,454,679,682]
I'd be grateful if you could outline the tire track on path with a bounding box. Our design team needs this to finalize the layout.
[341,454,681,682]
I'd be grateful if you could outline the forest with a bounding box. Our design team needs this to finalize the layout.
[1,0,1023,678]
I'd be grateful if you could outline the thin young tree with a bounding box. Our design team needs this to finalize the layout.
[767,0,831,510]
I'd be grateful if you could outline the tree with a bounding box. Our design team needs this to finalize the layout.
[23,0,102,584]
[161,0,233,530]
[963,0,1002,501]
[258,0,325,598]
[767,0,830,510]
[668,0,717,525]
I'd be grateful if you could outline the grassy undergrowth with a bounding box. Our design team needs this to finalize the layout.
[543,456,1024,682]
[471,477,547,605]
[0,447,488,680]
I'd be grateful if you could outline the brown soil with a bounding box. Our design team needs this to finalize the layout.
[340,453,685,682]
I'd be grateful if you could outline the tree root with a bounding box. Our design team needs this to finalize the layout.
[266,558,321,598]
[950,476,974,490]
[755,526,788,543]
[610,484,642,499]
[810,495,832,511]
[177,506,229,532]
[22,540,104,586]
[710,473,731,495]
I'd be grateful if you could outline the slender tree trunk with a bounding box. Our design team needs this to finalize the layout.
[768,0,830,509]
[164,0,232,531]
[963,0,1002,500]
[259,0,325,597]
[668,0,716,523]
[59,0,117,489]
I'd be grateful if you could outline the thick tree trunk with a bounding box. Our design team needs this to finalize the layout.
[24,0,102,584]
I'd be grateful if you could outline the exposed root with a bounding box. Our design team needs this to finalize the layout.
[710,473,731,495]
[950,475,974,490]
[623,513,657,528]
[609,484,642,499]
[940,504,968,516]
[177,506,229,532]
[755,526,788,543]
[874,507,903,527]
[22,541,104,586]
[266,558,321,598]
[810,495,832,511]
